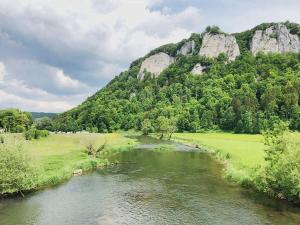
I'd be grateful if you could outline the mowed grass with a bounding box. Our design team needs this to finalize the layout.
[3,133,137,188]
[173,132,265,170]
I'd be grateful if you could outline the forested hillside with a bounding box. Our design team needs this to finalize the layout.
[53,22,300,134]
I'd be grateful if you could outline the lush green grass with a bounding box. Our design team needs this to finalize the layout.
[172,132,300,186]
[2,133,137,192]
[173,132,265,169]
[172,132,265,185]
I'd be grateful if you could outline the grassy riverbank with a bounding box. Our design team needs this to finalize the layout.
[172,132,300,188]
[172,132,264,185]
[1,133,137,195]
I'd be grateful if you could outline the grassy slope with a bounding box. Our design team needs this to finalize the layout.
[4,133,137,190]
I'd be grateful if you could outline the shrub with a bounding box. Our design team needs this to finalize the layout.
[0,141,37,195]
[25,129,49,140]
[254,122,300,203]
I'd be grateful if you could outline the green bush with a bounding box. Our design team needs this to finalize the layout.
[0,141,37,195]
[254,122,300,203]
[25,129,49,140]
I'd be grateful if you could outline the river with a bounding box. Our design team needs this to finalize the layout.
[0,136,299,225]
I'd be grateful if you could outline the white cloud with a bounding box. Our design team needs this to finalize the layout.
[0,90,73,112]
[0,62,6,81]
[54,70,81,89]
[0,0,299,112]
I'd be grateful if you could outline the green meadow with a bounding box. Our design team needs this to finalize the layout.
[172,132,300,185]
[2,133,137,191]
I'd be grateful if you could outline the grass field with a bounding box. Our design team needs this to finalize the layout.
[3,133,137,190]
[172,132,300,185]
[172,132,265,184]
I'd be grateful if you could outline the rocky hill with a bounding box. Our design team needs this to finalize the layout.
[53,22,300,133]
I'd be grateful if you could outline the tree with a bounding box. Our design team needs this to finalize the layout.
[156,116,177,140]
[141,119,153,135]
[254,122,300,202]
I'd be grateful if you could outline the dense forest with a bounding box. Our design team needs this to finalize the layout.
[50,22,300,134]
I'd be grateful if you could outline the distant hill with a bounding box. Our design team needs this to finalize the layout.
[30,112,58,120]
[54,22,300,133]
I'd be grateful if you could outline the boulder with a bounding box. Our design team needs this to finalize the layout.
[199,33,240,60]
[177,40,195,55]
[138,52,175,80]
[250,24,300,55]
[191,63,204,75]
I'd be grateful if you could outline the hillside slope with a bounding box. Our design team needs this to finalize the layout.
[54,22,300,133]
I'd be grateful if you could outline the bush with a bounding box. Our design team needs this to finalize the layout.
[0,141,37,195]
[254,122,300,203]
[25,129,49,140]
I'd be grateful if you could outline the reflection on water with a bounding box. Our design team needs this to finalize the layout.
[0,137,299,225]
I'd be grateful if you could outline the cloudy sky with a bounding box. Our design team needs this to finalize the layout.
[0,0,299,112]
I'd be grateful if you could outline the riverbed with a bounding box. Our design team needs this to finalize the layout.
[0,136,299,225]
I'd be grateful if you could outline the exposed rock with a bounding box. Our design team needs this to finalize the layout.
[138,52,175,80]
[191,63,204,75]
[250,24,300,55]
[73,169,82,176]
[177,40,195,55]
[199,33,240,60]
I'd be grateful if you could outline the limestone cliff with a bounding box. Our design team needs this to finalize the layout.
[138,52,175,80]
[199,33,240,60]
[250,24,300,55]
[177,40,195,55]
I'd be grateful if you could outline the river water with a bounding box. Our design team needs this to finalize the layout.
[0,136,299,225]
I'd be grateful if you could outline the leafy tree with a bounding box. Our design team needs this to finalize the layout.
[141,119,153,135]
[254,122,300,203]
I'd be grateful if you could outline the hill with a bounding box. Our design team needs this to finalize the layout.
[30,112,58,120]
[53,22,300,134]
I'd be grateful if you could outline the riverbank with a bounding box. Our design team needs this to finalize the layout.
[171,132,300,203]
[171,132,264,185]
[0,133,137,196]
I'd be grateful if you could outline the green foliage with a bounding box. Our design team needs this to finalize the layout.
[0,109,33,133]
[25,129,49,140]
[254,122,300,203]
[141,119,153,135]
[53,22,300,136]
[205,25,223,34]
[156,116,177,140]
[35,117,54,131]
[0,140,37,195]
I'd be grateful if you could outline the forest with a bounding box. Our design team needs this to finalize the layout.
[52,22,300,135]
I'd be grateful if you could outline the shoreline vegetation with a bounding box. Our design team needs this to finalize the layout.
[1,130,299,206]
[0,133,137,198]
[169,130,300,205]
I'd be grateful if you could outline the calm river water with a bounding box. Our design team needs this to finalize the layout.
[0,136,299,225]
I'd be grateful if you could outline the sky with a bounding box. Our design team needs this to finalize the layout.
[0,0,299,112]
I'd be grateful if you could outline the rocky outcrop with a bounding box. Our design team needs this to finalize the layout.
[199,33,240,60]
[177,40,195,55]
[250,24,300,55]
[191,63,204,75]
[138,52,175,80]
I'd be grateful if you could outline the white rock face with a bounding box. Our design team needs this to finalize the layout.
[199,33,240,60]
[177,40,195,55]
[250,24,300,55]
[138,52,175,80]
[191,63,204,75]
